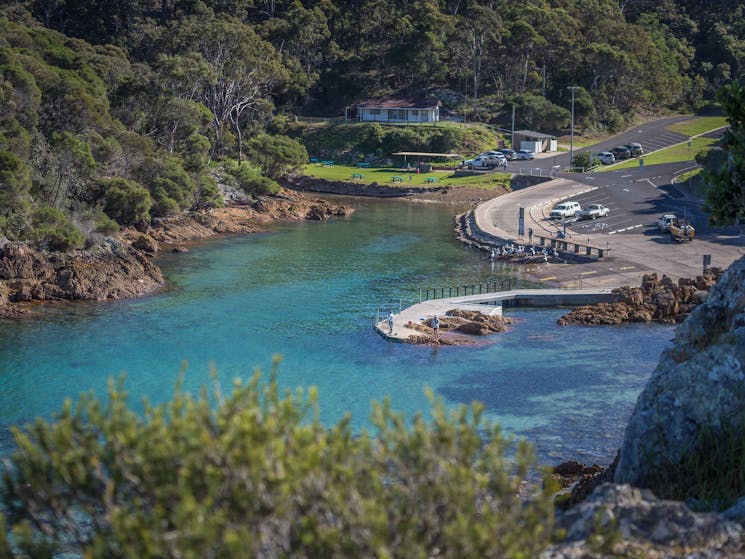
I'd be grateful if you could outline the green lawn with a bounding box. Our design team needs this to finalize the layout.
[666,116,727,137]
[300,163,511,189]
[602,136,717,171]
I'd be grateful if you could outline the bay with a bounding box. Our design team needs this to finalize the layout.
[0,197,673,465]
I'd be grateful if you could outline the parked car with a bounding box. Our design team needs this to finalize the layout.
[480,151,507,162]
[625,143,644,157]
[577,204,610,220]
[461,155,501,169]
[549,201,582,219]
[610,146,631,160]
[515,150,535,160]
[497,148,517,160]
[591,151,615,165]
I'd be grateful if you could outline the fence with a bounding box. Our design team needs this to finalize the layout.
[517,167,559,179]
[419,278,515,302]
[295,116,346,125]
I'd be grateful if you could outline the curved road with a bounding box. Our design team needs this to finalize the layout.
[475,117,744,288]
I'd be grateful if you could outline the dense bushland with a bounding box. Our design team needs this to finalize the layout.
[1,0,744,248]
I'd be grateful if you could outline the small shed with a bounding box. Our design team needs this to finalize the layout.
[513,130,557,153]
[356,97,440,123]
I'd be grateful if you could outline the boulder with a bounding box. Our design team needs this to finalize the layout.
[132,234,159,254]
[614,255,745,494]
[543,484,745,558]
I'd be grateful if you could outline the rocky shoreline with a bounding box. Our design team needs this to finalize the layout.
[0,189,351,319]
[557,268,724,326]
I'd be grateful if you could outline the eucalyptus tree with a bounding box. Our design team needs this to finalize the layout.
[167,16,288,160]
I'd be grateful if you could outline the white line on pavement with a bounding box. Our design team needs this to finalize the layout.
[608,224,643,235]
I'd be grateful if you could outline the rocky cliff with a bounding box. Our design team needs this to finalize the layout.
[614,254,745,490]
[0,238,164,317]
[545,255,745,558]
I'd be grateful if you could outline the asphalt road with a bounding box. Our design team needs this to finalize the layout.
[474,117,744,288]
[507,114,706,174]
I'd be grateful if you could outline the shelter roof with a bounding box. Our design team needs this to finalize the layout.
[392,152,462,158]
[514,130,556,139]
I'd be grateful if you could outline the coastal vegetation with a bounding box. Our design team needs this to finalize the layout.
[0,368,555,558]
[1,1,744,250]
[702,80,745,225]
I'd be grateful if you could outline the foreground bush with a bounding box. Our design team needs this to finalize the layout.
[1,365,554,558]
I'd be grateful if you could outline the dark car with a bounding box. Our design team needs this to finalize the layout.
[497,148,517,160]
[625,143,643,157]
[610,146,631,160]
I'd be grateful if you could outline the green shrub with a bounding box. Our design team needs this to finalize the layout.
[246,133,308,178]
[30,206,84,251]
[572,152,593,170]
[94,210,119,236]
[99,177,152,225]
[223,160,280,196]
[1,368,555,558]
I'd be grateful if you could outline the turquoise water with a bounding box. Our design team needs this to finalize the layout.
[0,197,673,465]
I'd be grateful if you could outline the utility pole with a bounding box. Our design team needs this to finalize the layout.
[567,86,580,171]
[511,105,516,148]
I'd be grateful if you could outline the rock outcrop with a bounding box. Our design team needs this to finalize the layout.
[405,309,515,345]
[0,189,352,318]
[557,269,723,326]
[613,255,745,491]
[543,484,745,558]
[0,238,163,316]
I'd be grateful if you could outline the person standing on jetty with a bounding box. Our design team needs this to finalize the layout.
[387,310,395,334]
[432,315,440,342]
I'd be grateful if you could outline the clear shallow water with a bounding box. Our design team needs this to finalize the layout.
[0,197,673,465]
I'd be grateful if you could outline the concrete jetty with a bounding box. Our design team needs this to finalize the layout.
[375,287,615,342]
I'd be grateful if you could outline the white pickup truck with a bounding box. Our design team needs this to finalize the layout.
[657,214,677,232]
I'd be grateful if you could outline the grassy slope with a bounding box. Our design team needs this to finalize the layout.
[606,136,717,171]
[600,117,726,171]
[665,116,728,137]
[301,164,511,189]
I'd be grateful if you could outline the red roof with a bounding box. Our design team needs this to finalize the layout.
[357,97,440,109]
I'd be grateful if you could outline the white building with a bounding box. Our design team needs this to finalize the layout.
[356,97,440,123]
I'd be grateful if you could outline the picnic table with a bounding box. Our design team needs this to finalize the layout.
[424,177,437,184]
[321,160,334,166]
[392,176,403,183]
[309,157,319,163]
[356,162,370,168]
[352,173,364,179]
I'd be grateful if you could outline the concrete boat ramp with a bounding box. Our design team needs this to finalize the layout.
[375,288,616,342]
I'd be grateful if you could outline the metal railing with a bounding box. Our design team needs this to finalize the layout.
[419,278,515,302]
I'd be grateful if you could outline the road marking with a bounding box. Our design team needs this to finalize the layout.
[621,174,632,178]
[608,224,643,235]
[619,266,636,270]
[540,276,557,281]
[623,188,630,191]
[580,270,598,276]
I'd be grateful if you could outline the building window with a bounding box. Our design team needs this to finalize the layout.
[369,109,380,115]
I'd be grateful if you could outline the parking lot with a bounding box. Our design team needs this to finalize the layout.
[475,173,745,289]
